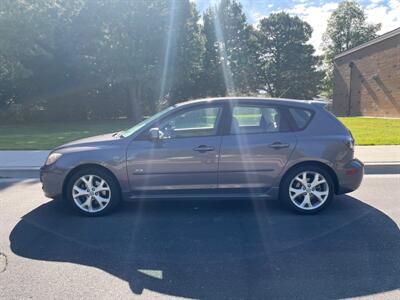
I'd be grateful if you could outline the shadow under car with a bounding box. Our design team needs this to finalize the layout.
[10,195,400,299]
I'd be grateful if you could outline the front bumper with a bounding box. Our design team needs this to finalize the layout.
[337,158,364,194]
[40,164,66,199]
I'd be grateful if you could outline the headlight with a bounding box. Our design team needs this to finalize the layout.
[45,153,62,165]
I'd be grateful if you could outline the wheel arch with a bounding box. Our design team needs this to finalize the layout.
[279,161,339,194]
[62,163,122,198]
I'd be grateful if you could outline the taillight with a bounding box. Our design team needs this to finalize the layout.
[345,168,358,175]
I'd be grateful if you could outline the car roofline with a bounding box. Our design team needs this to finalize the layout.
[176,97,326,108]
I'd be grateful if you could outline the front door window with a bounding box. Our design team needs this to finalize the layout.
[159,106,221,139]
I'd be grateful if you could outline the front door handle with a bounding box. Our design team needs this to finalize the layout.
[268,142,290,149]
[193,145,215,153]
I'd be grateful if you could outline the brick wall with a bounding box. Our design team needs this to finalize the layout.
[333,33,400,117]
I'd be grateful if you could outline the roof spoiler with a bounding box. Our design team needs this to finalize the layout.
[310,100,329,109]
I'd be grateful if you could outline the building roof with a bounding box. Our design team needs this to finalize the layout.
[334,27,400,59]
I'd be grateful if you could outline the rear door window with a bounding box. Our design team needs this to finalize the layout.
[231,105,289,134]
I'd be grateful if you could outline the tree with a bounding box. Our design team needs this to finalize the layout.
[201,0,259,97]
[77,0,171,122]
[322,0,381,97]
[0,0,208,123]
[0,0,87,121]
[79,0,206,120]
[257,12,322,99]
[161,0,205,105]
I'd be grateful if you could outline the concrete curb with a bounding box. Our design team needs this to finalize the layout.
[0,168,41,179]
[1,163,399,179]
[363,163,400,175]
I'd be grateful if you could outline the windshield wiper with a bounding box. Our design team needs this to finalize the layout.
[112,131,123,138]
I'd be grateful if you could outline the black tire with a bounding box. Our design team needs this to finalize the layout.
[280,165,334,214]
[65,166,121,217]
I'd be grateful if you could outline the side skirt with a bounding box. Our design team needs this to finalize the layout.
[122,187,280,201]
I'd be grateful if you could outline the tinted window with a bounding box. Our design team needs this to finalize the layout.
[159,106,221,138]
[289,108,313,130]
[231,105,289,134]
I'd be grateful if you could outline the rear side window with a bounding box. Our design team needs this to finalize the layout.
[289,108,313,130]
[231,105,290,134]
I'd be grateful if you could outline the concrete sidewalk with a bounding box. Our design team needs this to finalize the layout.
[355,145,399,164]
[355,146,400,175]
[0,146,399,178]
[0,150,50,178]
[0,150,50,169]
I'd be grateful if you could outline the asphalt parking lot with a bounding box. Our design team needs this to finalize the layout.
[0,174,399,299]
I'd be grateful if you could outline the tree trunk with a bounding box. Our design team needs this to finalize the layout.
[127,82,143,123]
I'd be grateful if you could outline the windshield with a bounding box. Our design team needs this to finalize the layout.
[121,105,176,137]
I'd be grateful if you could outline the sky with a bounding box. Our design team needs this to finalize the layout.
[194,0,400,53]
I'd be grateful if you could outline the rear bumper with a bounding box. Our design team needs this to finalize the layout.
[337,158,364,194]
[40,165,66,199]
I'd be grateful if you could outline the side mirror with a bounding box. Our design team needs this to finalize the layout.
[148,127,161,141]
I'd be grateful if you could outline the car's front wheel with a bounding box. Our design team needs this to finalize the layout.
[280,165,334,214]
[65,167,120,216]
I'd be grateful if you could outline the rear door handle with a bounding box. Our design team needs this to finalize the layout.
[268,142,290,149]
[193,145,215,153]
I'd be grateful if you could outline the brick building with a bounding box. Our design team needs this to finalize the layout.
[332,27,400,117]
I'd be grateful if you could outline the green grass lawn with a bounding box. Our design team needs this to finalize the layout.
[339,117,400,145]
[0,117,398,150]
[0,120,132,150]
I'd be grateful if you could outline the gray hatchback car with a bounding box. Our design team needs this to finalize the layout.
[41,97,364,216]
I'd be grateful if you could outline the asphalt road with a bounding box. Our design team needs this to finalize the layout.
[0,175,399,299]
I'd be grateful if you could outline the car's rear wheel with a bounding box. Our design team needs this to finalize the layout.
[65,167,120,216]
[280,165,334,214]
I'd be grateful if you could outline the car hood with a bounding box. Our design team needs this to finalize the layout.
[55,133,119,151]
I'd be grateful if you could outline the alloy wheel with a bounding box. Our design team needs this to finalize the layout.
[72,174,111,213]
[289,171,330,210]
